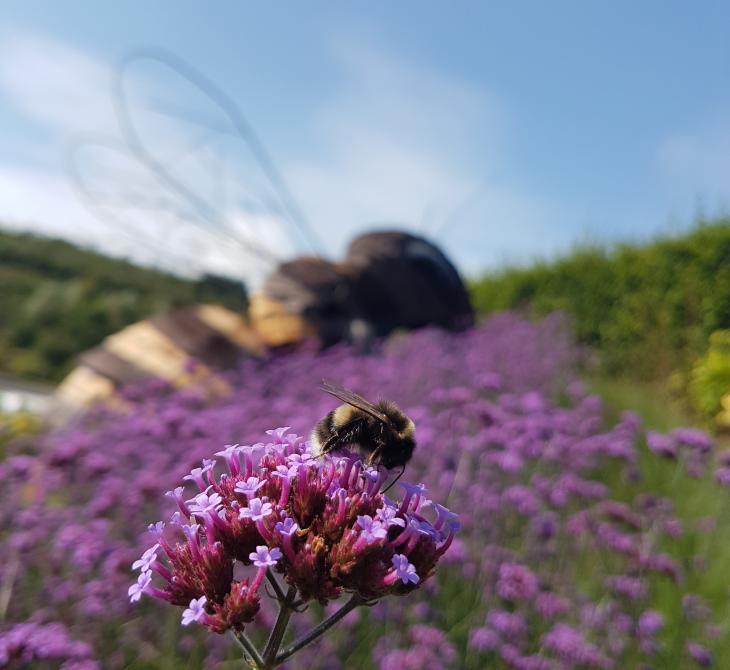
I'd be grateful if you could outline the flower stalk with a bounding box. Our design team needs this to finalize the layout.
[232,630,266,669]
[265,570,287,604]
[230,589,362,669]
[275,594,363,665]
[262,586,297,664]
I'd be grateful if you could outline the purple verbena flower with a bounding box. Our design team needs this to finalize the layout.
[687,641,713,667]
[266,427,291,443]
[181,596,208,626]
[147,521,165,537]
[496,562,539,602]
[646,431,677,459]
[234,476,265,498]
[127,571,151,603]
[187,491,222,515]
[433,503,461,531]
[714,467,730,487]
[376,506,406,528]
[183,461,215,490]
[249,545,283,568]
[637,610,664,637]
[542,623,611,668]
[487,609,527,638]
[469,626,500,652]
[275,517,299,536]
[239,497,273,522]
[273,464,299,480]
[215,444,242,475]
[132,544,159,572]
[357,515,388,544]
[391,554,420,584]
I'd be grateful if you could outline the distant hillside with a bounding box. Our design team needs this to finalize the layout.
[0,229,247,382]
[470,219,730,379]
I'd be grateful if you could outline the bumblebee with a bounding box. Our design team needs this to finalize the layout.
[311,380,416,472]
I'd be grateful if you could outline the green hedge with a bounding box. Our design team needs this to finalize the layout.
[470,219,730,379]
[0,229,247,382]
[690,329,730,425]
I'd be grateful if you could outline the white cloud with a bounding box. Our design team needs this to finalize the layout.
[0,161,286,282]
[0,162,194,273]
[0,33,294,285]
[0,164,97,238]
[0,31,563,284]
[0,33,115,134]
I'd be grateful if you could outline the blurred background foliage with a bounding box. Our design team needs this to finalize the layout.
[690,330,730,429]
[0,229,248,382]
[3,220,730,428]
[471,219,730,427]
[0,411,40,460]
[471,219,730,378]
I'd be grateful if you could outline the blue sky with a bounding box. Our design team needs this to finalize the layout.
[1,1,729,284]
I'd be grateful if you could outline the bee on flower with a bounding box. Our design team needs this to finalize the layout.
[130,427,458,668]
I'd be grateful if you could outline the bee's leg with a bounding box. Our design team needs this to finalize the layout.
[366,444,384,466]
[319,433,342,455]
[382,464,406,494]
[320,419,364,456]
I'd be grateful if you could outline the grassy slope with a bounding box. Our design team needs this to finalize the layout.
[0,228,247,382]
[586,374,730,667]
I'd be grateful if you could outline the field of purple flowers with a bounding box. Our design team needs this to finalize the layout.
[2,311,729,669]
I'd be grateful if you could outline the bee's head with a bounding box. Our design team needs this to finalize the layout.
[381,432,416,470]
[377,401,416,439]
[375,400,416,470]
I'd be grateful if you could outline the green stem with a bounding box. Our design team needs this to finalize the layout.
[263,586,297,665]
[0,551,19,621]
[265,570,287,603]
[232,630,266,669]
[275,594,362,665]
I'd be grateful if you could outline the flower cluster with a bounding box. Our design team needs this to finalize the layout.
[130,428,456,643]
[0,623,97,669]
[376,624,457,670]
[1,312,727,669]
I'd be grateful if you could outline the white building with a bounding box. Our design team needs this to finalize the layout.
[0,374,54,415]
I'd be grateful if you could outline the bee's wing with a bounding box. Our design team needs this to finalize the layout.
[321,379,390,424]
[68,50,321,279]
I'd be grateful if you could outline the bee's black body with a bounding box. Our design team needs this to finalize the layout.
[311,382,416,470]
